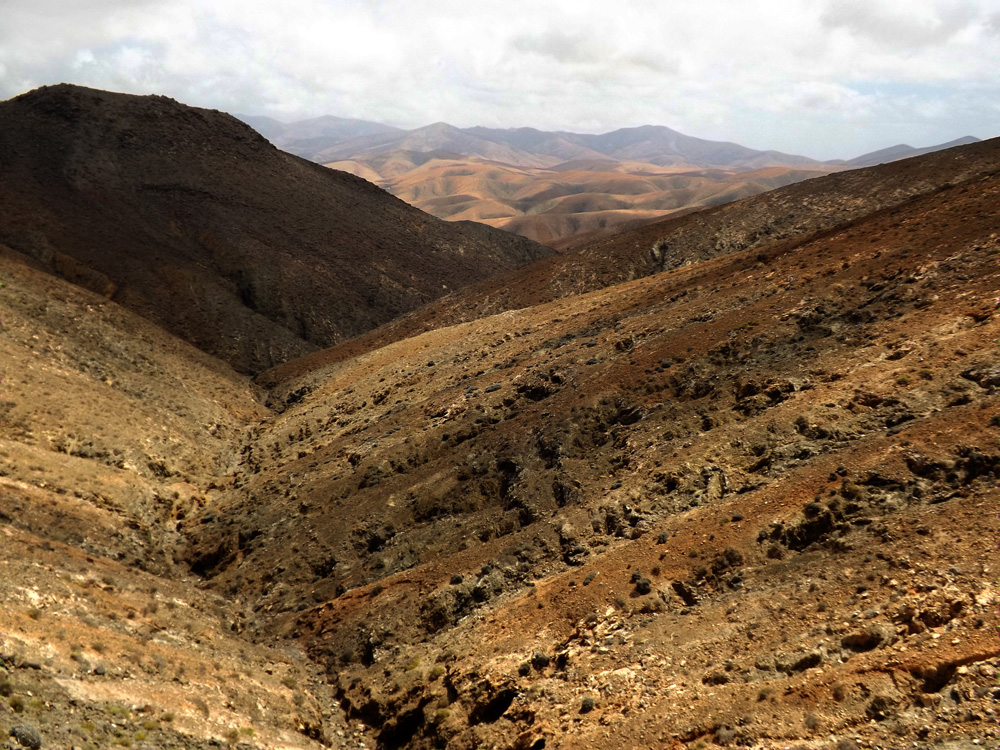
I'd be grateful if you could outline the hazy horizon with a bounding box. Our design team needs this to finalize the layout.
[233,110,982,161]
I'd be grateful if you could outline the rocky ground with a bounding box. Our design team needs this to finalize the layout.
[1,136,998,750]
[196,155,1000,747]
[0,246,339,749]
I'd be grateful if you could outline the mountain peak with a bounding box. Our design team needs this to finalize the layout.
[419,121,462,133]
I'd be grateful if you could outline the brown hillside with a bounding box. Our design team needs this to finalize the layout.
[0,85,551,374]
[330,152,836,248]
[189,155,1000,748]
[0,244,343,748]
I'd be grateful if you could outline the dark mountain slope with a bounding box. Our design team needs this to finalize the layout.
[0,84,551,373]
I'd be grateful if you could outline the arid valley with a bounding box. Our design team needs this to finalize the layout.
[0,82,998,750]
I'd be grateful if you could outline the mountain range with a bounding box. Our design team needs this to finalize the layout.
[1,84,998,750]
[241,113,979,248]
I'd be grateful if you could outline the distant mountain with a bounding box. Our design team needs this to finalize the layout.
[235,113,401,159]
[306,123,842,247]
[831,136,980,168]
[237,112,980,249]
[245,112,980,174]
[314,122,563,168]
[344,155,833,248]
[0,84,551,374]
[300,121,823,171]
[562,125,821,169]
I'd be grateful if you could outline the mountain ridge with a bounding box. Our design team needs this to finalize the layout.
[247,111,979,171]
[0,84,552,374]
[829,135,980,168]
[311,122,825,170]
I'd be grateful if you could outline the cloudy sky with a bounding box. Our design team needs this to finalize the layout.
[2,0,999,159]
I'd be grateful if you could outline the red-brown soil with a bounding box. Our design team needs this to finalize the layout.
[212,141,999,748]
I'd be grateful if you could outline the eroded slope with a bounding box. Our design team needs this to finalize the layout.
[0,247,343,749]
[186,162,1000,748]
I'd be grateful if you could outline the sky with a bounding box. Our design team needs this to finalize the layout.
[2,0,999,160]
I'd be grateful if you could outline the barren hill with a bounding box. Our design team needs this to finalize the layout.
[0,84,551,374]
[263,116,981,251]
[318,124,839,248]
[0,243,334,749]
[1,111,999,750]
[349,155,831,249]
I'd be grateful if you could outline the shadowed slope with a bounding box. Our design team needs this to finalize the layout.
[0,84,551,374]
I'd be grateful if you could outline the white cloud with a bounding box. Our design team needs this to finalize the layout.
[820,0,979,49]
[1,0,998,158]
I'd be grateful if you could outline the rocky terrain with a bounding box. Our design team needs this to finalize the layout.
[0,244,334,749]
[1,90,998,750]
[0,85,551,374]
